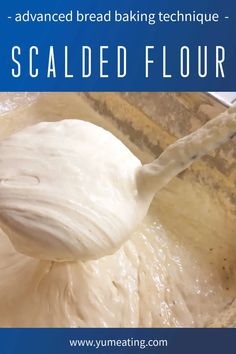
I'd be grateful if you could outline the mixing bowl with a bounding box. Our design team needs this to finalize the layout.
[0,92,235,327]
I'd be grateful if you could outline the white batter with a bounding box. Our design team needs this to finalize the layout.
[0,120,143,261]
[0,109,235,262]
[0,92,235,327]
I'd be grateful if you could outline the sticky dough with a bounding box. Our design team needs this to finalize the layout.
[0,112,235,327]
[0,119,145,261]
[0,185,236,327]
[0,111,235,262]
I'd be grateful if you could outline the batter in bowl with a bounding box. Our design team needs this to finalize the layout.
[0,108,235,262]
[0,93,235,327]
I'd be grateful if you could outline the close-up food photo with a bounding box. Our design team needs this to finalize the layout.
[0,92,235,328]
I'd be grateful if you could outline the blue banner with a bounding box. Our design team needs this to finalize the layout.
[0,328,235,354]
[0,0,235,91]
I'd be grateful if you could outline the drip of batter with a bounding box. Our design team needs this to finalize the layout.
[0,107,235,261]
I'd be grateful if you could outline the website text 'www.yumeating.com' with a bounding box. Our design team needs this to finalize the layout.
[69,337,168,350]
